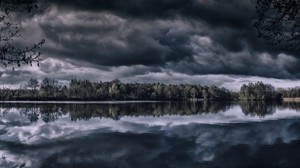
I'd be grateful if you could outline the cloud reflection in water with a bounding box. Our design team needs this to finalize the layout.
[0,102,299,167]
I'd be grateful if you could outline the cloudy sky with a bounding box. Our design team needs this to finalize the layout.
[1,0,300,91]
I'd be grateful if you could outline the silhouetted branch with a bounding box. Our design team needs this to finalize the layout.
[0,0,45,68]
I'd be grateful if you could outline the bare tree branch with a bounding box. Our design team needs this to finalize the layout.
[0,0,45,69]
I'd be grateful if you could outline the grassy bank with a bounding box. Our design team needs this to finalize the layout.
[283,98,300,102]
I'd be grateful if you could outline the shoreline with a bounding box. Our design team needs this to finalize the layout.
[0,100,167,104]
[283,98,300,102]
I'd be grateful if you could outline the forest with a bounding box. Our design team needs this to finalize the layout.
[0,79,297,101]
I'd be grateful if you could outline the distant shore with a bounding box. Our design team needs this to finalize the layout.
[283,98,300,102]
[0,100,166,104]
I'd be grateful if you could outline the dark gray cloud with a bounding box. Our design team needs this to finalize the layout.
[43,0,261,52]
[4,0,300,85]
[36,11,194,66]
[46,0,254,24]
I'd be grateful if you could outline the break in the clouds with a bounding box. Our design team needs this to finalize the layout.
[3,0,300,88]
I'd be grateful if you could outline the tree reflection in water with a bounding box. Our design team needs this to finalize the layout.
[0,101,299,123]
[239,101,277,117]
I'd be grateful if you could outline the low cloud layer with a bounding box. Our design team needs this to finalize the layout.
[1,57,300,91]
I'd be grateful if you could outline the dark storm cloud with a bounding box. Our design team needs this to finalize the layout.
[14,0,300,79]
[35,9,195,66]
[43,0,284,55]
[47,0,253,23]
[44,0,257,53]
[169,45,300,78]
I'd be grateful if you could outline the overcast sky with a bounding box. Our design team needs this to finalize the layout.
[1,0,300,91]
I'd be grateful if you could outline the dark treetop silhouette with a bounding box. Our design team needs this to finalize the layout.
[255,0,300,49]
[0,0,44,68]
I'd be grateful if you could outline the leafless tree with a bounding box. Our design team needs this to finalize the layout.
[0,0,45,69]
[255,0,300,50]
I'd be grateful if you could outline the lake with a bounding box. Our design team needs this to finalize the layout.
[0,101,300,168]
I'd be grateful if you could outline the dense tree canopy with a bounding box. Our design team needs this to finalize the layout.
[278,87,300,97]
[0,79,292,101]
[239,81,282,100]
[0,78,235,101]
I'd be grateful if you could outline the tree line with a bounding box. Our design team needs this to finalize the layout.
[0,79,299,101]
[277,87,300,98]
[0,78,234,101]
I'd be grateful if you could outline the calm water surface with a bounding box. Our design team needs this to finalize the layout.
[0,101,300,168]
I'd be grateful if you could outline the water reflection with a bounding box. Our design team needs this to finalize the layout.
[0,101,300,167]
[0,101,235,122]
[239,101,277,117]
[0,101,299,123]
